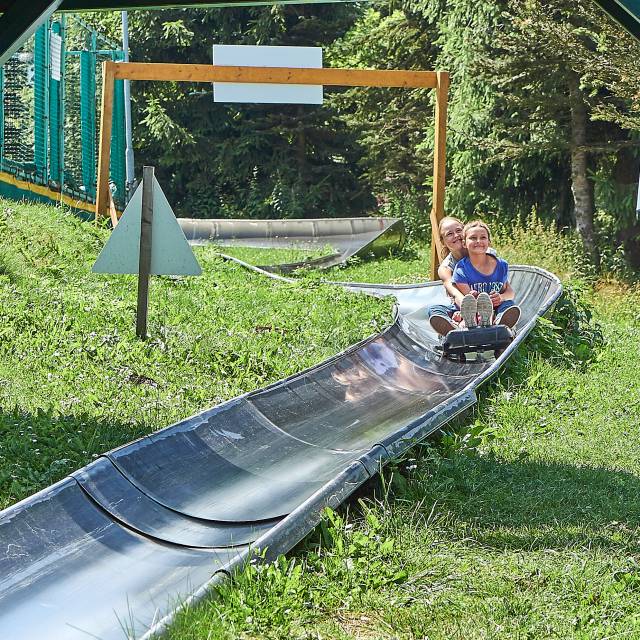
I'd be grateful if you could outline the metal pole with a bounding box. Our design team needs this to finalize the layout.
[121,11,135,200]
[0,66,4,166]
[136,166,154,339]
[95,60,115,220]
[636,170,640,222]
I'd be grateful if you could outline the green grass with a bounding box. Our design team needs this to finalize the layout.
[164,283,640,640]
[210,244,332,266]
[0,199,390,509]
[2,198,639,639]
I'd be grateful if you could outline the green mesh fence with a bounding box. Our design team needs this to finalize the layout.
[63,25,84,196]
[1,49,35,168]
[0,67,4,162]
[80,46,96,199]
[34,25,49,177]
[49,20,64,186]
[110,51,126,205]
[0,16,126,210]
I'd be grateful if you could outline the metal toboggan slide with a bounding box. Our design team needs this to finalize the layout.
[0,220,562,639]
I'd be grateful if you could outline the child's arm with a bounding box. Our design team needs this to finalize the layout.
[487,259,514,308]
[454,282,472,296]
[490,282,515,308]
[438,264,465,306]
[451,262,473,301]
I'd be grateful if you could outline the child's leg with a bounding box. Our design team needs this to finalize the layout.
[459,294,478,328]
[427,303,457,319]
[495,300,520,328]
[496,300,515,313]
[428,303,458,336]
[476,292,493,327]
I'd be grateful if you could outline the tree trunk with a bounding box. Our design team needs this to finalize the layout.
[297,106,306,179]
[566,70,598,264]
[616,223,640,269]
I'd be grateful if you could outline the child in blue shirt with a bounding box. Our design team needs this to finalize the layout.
[451,220,520,329]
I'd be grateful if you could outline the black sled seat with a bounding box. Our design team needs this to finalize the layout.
[441,324,514,357]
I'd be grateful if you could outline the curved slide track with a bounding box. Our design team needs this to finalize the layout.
[0,217,561,639]
[178,216,405,272]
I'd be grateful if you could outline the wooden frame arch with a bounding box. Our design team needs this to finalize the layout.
[96,61,449,278]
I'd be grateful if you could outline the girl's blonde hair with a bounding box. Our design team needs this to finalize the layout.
[463,219,491,241]
[436,216,464,261]
[438,216,464,242]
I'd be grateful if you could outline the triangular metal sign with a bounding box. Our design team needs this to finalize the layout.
[92,177,202,276]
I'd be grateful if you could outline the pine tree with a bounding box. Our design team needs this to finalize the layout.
[333,0,640,265]
[480,0,640,263]
[125,6,373,219]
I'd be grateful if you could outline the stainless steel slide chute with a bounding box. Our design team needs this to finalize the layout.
[178,216,405,272]
[0,265,561,639]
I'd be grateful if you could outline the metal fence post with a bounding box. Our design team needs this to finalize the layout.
[136,166,154,339]
[34,22,49,183]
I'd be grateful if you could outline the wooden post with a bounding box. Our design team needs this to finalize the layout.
[430,70,449,280]
[108,192,119,228]
[95,60,115,222]
[95,61,449,274]
[136,166,154,339]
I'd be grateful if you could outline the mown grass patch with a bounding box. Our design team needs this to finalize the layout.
[0,199,391,508]
[209,244,331,266]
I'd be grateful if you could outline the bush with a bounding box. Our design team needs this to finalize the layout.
[489,212,584,280]
[378,189,431,243]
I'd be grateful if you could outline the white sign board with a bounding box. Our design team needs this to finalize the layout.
[50,33,62,82]
[212,45,323,104]
[92,177,201,276]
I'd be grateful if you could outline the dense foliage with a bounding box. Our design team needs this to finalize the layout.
[120,6,375,219]
[91,1,640,271]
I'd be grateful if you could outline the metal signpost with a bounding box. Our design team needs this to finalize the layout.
[136,165,154,337]
[92,165,202,338]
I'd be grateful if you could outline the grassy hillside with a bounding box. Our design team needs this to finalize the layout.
[164,282,640,639]
[0,199,390,509]
[2,198,638,639]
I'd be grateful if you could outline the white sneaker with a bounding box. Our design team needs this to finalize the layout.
[460,293,477,328]
[497,305,521,329]
[476,292,493,327]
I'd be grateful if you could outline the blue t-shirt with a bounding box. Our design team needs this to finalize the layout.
[452,256,509,294]
[440,247,496,272]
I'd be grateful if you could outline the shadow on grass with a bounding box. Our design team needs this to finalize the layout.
[0,409,147,510]
[396,451,640,553]
[339,318,632,555]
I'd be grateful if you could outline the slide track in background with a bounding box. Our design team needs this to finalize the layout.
[178,216,405,272]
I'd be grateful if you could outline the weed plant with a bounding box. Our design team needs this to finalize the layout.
[378,189,431,243]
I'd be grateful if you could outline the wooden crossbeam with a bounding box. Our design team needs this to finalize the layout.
[111,63,438,88]
[96,61,448,278]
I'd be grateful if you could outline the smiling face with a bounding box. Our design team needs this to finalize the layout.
[463,224,491,256]
[439,218,464,254]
